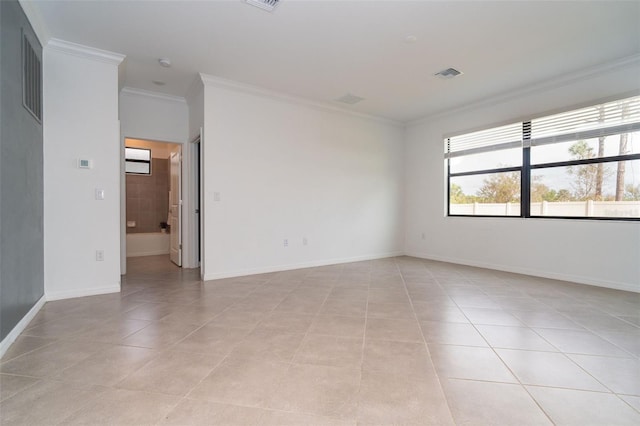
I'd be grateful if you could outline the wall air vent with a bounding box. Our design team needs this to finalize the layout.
[22,31,42,122]
[245,0,280,12]
[434,67,463,80]
[336,93,365,105]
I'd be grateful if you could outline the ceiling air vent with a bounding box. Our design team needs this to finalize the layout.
[434,68,463,80]
[245,0,280,12]
[336,93,365,105]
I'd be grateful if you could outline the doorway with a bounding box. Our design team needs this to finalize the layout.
[124,138,182,268]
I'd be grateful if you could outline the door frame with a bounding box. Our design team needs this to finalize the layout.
[120,136,198,274]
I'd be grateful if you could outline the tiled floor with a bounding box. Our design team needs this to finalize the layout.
[1,255,639,425]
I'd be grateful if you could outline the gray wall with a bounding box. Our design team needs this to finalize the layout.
[0,0,44,341]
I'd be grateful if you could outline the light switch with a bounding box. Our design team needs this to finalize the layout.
[213,192,221,202]
[95,188,105,200]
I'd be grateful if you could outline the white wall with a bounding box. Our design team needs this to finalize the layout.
[404,59,640,292]
[118,88,196,270]
[119,88,188,144]
[43,39,124,300]
[201,77,404,280]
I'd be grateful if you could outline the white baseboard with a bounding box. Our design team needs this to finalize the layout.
[405,251,640,294]
[203,251,404,281]
[0,295,46,359]
[45,284,121,301]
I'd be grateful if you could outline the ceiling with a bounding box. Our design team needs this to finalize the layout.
[28,0,640,123]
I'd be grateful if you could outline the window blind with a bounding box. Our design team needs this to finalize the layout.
[530,95,640,147]
[445,122,522,159]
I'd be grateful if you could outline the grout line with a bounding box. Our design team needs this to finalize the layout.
[396,258,457,425]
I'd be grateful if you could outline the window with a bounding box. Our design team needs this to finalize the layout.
[125,147,151,175]
[446,95,640,220]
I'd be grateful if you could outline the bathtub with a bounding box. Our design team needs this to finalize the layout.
[126,232,170,257]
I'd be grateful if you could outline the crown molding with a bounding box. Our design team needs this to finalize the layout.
[407,53,640,128]
[18,0,50,45]
[199,73,403,128]
[46,39,125,65]
[120,87,187,104]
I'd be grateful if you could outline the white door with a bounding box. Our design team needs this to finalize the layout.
[169,150,182,266]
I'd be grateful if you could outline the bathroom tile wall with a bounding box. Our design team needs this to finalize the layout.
[126,158,169,233]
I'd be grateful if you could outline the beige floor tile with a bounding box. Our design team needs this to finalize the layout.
[429,344,517,383]
[159,305,221,326]
[534,327,632,357]
[58,387,180,425]
[207,305,270,329]
[260,409,355,425]
[365,318,423,342]
[294,335,363,368]
[367,288,410,304]
[257,312,316,333]
[269,364,360,420]
[228,329,305,362]
[420,321,488,347]
[357,369,454,425]
[450,294,501,309]
[327,288,369,300]
[0,340,109,378]
[0,374,39,402]
[569,313,640,334]
[27,307,71,327]
[620,395,640,411]
[412,302,468,323]
[568,354,640,395]
[273,295,326,314]
[118,350,224,396]
[442,379,552,425]
[596,330,640,357]
[22,314,104,339]
[241,299,287,314]
[308,315,366,338]
[192,295,242,310]
[497,349,608,391]
[461,307,524,326]
[0,379,106,425]
[528,386,640,425]
[476,324,558,351]
[123,302,178,321]
[68,318,152,344]
[362,339,434,377]
[54,345,158,386]
[0,335,56,362]
[3,255,640,425]
[160,399,268,425]
[319,298,367,317]
[188,357,288,407]
[172,324,250,355]
[366,301,414,319]
[508,311,584,330]
[121,320,200,349]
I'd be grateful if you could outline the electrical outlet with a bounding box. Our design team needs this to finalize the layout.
[421,232,426,240]
[96,250,104,261]
[302,237,308,246]
[283,239,288,247]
